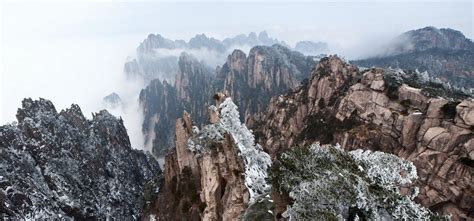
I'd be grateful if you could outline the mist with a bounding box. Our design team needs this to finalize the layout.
[2,0,472,150]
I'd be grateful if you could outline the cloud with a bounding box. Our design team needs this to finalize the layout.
[101,77,148,151]
[1,33,150,149]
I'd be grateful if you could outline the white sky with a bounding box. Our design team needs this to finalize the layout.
[0,0,472,137]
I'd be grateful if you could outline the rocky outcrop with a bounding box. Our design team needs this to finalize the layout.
[147,95,271,221]
[251,56,473,220]
[0,98,160,219]
[249,56,359,156]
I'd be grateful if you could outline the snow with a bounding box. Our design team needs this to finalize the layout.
[218,98,272,203]
[0,98,160,219]
[349,148,418,187]
[183,98,272,203]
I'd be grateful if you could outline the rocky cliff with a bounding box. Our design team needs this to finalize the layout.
[146,94,272,220]
[139,53,214,156]
[216,45,316,122]
[0,98,161,219]
[354,26,474,89]
[146,92,443,220]
[175,52,215,124]
[140,78,182,156]
[141,45,316,156]
[251,56,473,220]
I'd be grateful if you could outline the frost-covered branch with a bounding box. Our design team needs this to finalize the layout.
[272,144,447,221]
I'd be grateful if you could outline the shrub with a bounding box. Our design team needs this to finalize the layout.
[270,144,447,221]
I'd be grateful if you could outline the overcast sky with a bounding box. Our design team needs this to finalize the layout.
[1,0,472,135]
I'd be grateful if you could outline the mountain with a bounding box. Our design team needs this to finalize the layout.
[139,79,181,156]
[124,31,287,83]
[382,26,474,55]
[216,44,316,122]
[123,31,326,83]
[250,56,473,219]
[139,53,215,156]
[222,31,286,48]
[145,94,272,220]
[353,26,474,89]
[144,93,445,220]
[139,45,316,156]
[102,92,122,109]
[0,98,160,219]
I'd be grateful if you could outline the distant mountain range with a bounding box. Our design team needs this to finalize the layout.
[353,26,474,89]
[125,26,474,158]
[124,31,328,82]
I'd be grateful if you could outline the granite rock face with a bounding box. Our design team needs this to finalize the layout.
[251,56,473,220]
[141,45,316,156]
[216,45,316,122]
[0,98,160,219]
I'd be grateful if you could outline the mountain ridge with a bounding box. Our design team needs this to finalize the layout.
[353,26,474,89]
[250,56,473,219]
[0,98,161,219]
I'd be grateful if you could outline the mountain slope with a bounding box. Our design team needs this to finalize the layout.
[353,26,474,89]
[216,45,316,122]
[140,45,316,156]
[146,94,445,220]
[0,98,160,219]
[251,56,473,219]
